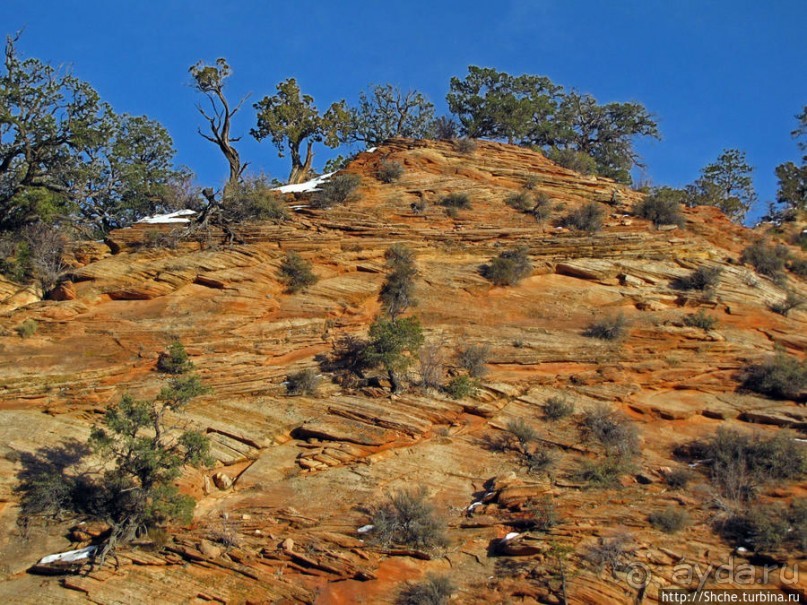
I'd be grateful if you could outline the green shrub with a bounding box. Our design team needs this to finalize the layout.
[561,202,604,232]
[741,241,790,279]
[633,187,686,228]
[770,290,805,316]
[157,340,194,374]
[455,138,477,154]
[683,308,718,330]
[742,350,807,400]
[544,396,575,420]
[365,316,425,393]
[396,574,454,605]
[481,246,532,286]
[285,368,320,396]
[648,507,688,533]
[575,458,630,488]
[439,192,471,209]
[583,313,627,341]
[457,343,490,378]
[444,375,477,400]
[378,160,405,183]
[15,319,37,338]
[673,266,722,291]
[580,404,640,458]
[370,486,447,549]
[224,175,288,222]
[380,244,418,319]
[278,252,318,293]
[546,148,598,176]
[311,173,361,208]
[505,192,533,213]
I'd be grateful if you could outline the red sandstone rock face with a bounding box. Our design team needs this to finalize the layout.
[0,139,805,603]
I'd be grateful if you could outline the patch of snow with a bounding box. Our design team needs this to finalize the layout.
[366,147,377,153]
[137,209,196,224]
[357,524,374,534]
[38,545,97,565]
[274,172,335,194]
[467,501,482,512]
[502,532,520,542]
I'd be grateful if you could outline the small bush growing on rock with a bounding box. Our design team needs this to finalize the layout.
[224,175,288,222]
[278,252,318,293]
[311,174,361,208]
[439,192,471,209]
[432,116,458,141]
[584,532,633,572]
[285,368,320,396]
[546,148,598,176]
[481,246,532,286]
[444,375,477,400]
[544,396,575,421]
[683,308,718,330]
[770,290,805,316]
[505,191,533,213]
[560,202,604,232]
[742,242,790,281]
[378,160,405,183]
[526,447,556,476]
[665,468,693,489]
[506,418,538,452]
[583,313,627,341]
[580,404,640,458]
[679,428,806,502]
[575,458,630,488]
[523,496,558,530]
[455,138,477,154]
[648,507,688,533]
[741,241,790,279]
[15,319,37,338]
[365,316,425,393]
[633,187,686,228]
[157,340,194,374]
[396,574,454,605]
[457,343,490,378]
[418,342,445,390]
[718,500,807,553]
[742,350,807,400]
[790,257,807,278]
[673,266,722,291]
[370,486,447,549]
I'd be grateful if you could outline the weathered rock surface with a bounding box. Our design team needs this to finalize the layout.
[0,138,805,604]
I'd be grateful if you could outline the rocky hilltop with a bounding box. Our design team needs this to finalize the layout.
[0,138,805,604]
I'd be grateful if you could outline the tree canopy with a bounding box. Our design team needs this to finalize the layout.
[190,57,246,186]
[685,148,757,223]
[773,106,807,216]
[252,78,347,184]
[346,84,435,147]
[0,35,183,235]
[446,66,659,183]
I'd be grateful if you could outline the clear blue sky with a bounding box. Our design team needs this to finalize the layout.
[5,1,806,222]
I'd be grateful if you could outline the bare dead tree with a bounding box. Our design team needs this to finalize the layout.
[189,58,248,187]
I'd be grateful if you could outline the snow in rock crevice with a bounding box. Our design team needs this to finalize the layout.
[273,172,335,194]
[137,209,197,224]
